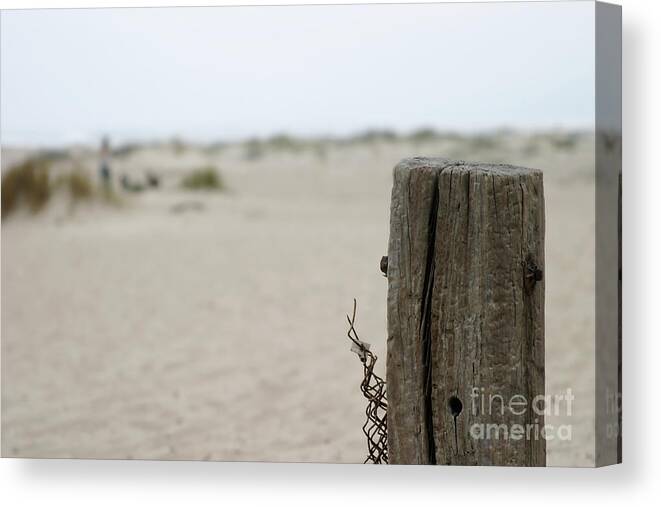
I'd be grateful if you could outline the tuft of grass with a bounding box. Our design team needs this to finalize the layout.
[2,158,52,218]
[2,158,124,219]
[55,168,111,212]
[180,167,224,191]
[62,168,94,201]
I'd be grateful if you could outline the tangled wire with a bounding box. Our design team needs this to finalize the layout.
[346,299,388,464]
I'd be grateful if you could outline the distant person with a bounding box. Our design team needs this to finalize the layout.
[99,136,112,190]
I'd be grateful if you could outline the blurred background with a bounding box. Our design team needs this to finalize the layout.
[1,2,602,465]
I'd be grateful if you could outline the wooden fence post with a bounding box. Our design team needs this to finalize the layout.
[386,157,545,466]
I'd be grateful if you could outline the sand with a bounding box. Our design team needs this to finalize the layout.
[1,132,596,465]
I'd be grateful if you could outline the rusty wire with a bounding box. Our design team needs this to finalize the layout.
[346,299,388,464]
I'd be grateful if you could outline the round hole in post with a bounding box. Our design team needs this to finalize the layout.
[380,256,388,277]
[448,396,463,417]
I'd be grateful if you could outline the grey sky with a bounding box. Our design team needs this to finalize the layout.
[1,2,595,146]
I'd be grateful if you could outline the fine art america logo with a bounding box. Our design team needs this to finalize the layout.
[468,387,574,441]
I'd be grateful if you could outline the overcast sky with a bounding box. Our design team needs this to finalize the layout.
[1,2,595,146]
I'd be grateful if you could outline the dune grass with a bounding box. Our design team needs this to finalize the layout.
[180,167,224,191]
[60,168,94,201]
[2,158,122,219]
[2,158,52,217]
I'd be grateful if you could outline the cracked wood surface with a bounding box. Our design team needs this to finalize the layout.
[386,157,545,466]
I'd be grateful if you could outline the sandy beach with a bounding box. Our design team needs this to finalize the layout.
[1,132,596,465]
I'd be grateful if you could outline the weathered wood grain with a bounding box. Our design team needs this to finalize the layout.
[386,158,545,466]
[386,158,447,464]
